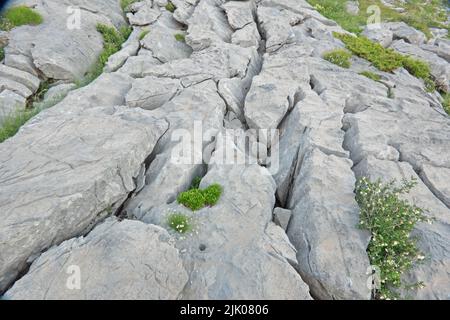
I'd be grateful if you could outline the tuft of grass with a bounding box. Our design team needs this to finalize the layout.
[76,24,132,87]
[139,29,150,40]
[442,93,450,115]
[0,47,4,61]
[0,108,39,143]
[323,49,352,68]
[356,177,429,300]
[360,71,381,81]
[120,0,139,12]
[178,178,223,211]
[174,33,185,42]
[165,1,176,13]
[167,213,192,234]
[0,6,43,31]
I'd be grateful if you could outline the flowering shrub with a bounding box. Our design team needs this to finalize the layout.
[355,177,430,299]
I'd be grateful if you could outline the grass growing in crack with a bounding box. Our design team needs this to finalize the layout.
[0,108,39,143]
[0,47,4,61]
[168,212,192,233]
[334,33,435,90]
[356,177,429,300]
[442,93,450,115]
[360,71,381,81]
[0,6,43,31]
[387,87,395,99]
[75,24,132,87]
[307,0,449,37]
[323,49,352,68]
[174,33,185,42]
[178,178,223,211]
[165,1,176,13]
[139,29,150,40]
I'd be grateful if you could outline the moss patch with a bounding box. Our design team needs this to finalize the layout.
[76,24,132,87]
[174,33,185,42]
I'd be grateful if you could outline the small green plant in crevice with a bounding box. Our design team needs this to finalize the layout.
[202,184,222,206]
[359,71,381,82]
[189,176,202,190]
[76,24,132,87]
[165,1,176,13]
[139,29,150,40]
[177,178,223,211]
[442,93,450,115]
[0,6,43,31]
[322,49,352,68]
[27,80,53,108]
[120,0,139,12]
[168,212,192,234]
[334,33,404,72]
[0,108,39,143]
[0,47,4,61]
[356,177,430,300]
[174,33,185,42]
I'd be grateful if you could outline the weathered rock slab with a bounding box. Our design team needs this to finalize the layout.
[4,219,188,300]
[0,74,168,292]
